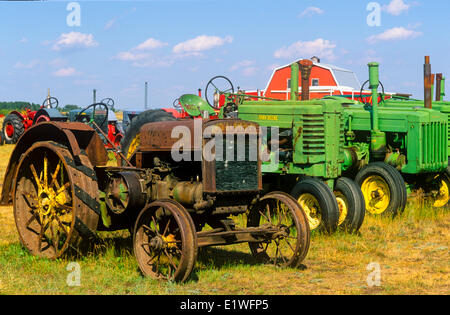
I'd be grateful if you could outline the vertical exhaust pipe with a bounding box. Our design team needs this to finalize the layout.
[290,62,299,101]
[436,73,442,101]
[424,56,432,109]
[299,59,313,101]
[368,62,386,159]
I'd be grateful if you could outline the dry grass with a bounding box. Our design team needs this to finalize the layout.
[0,132,448,295]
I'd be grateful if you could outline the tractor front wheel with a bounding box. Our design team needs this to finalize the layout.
[355,162,407,216]
[290,178,339,234]
[333,177,366,233]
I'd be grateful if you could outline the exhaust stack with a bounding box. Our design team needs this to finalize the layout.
[436,73,443,101]
[299,59,313,101]
[424,56,432,109]
[290,62,299,101]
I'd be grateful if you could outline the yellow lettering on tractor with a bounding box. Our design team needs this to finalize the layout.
[258,115,278,121]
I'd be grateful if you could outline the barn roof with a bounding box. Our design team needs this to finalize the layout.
[265,59,361,92]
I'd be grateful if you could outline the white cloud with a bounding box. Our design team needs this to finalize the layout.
[14,60,40,69]
[383,0,410,16]
[113,38,168,63]
[114,51,150,61]
[274,38,336,61]
[104,18,117,30]
[299,7,324,18]
[134,38,168,51]
[19,37,28,43]
[173,35,233,54]
[367,27,422,44]
[52,32,98,51]
[52,67,80,77]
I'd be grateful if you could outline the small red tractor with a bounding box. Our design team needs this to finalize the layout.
[2,96,66,144]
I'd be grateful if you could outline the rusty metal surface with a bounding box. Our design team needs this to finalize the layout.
[1,121,108,205]
[12,141,99,258]
[436,73,443,101]
[140,120,198,152]
[424,56,432,109]
[299,59,313,101]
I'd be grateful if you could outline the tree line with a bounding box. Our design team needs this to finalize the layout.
[0,102,82,115]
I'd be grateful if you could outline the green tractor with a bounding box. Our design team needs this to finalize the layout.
[122,64,366,234]
[235,61,366,234]
[324,59,449,215]
[177,61,367,234]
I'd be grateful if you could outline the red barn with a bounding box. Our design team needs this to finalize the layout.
[245,57,393,102]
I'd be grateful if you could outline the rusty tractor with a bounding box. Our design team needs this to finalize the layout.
[1,117,310,282]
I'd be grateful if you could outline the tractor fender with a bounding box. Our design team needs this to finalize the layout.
[33,108,68,124]
[1,121,108,205]
[6,110,25,120]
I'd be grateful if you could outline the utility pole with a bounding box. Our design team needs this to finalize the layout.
[145,82,148,110]
[93,89,97,104]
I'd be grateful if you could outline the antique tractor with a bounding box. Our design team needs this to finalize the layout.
[68,98,125,149]
[235,61,365,234]
[122,61,366,234]
[1,117,310,282]
[2,96,66,144]
[326,60,449,215]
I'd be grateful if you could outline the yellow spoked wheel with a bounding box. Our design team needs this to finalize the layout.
[297,193,322,230]
[334,192,349,226]
[431,175,450,208]
[360,175,391,215]
[127,134,140,160]
[14,142,99,259]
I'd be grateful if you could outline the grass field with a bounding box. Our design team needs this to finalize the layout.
[0,135,448,295]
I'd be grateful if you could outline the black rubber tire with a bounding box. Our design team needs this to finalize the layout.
[334,177,366,233]
[121,109,176,162]
[290,177,340,234]
[2,113,25,144]
[355,162,407,217]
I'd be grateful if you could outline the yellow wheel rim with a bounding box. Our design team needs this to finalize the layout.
[30,154,73,236]
[297,193,322,230]
[127,134,140,160]
[432,175,450,208]
[334,192,348,225]
[361,175,390,215]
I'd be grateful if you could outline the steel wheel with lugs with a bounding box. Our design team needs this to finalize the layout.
[133,199,197,282]
[247,192,310,268]
[13,142,100,259]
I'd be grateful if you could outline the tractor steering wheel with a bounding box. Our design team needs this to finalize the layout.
[101,98,115,110]
[205,76,234,110]
[75,102,109,130]
[359,80,385,105]
[42,97,59,109]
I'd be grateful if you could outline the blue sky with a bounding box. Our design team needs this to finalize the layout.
[0,0,449,110]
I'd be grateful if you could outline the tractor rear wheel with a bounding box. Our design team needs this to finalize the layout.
[290,178,339,234]
[2,112,25,144]
[13,141,100,259]
[121,110,176,163]
[333,177,366,233]
[427,170,450,208]
[355,162,407,216]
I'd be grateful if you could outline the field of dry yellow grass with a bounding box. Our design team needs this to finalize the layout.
[0,117,448,295]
